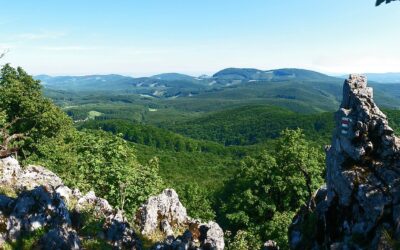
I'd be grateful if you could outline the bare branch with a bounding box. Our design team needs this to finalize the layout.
[0,116,26,158]
[0,49,9,59]
[2,133,25,148]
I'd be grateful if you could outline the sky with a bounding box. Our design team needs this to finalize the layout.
[0,0,399,76]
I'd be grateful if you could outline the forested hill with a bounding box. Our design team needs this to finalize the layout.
[161,105,335,145]
[39,68,400,114]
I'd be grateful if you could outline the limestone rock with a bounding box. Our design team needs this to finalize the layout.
[15,165,63,190]
[199,221,225,250]
[289,75,400,249]
[0,157,142,249]
[75,190,113,216]
[137,189,188,236]
[138,189,225,250]
[103,210,142,249]
[39,227,81,250]
[0,157,21,185]
[6,186,71,241]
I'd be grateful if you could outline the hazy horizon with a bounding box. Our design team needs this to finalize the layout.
[1,0,399,76]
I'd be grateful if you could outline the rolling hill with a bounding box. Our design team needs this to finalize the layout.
[38,68,400,113]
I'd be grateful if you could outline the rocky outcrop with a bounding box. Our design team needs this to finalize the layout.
[137,189,188,236]
[137,189,225,250]
[289,75,400,249]
[0,157,141,249]
[1,158,225,249]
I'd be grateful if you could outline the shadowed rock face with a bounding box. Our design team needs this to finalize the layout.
[289,75,400,249]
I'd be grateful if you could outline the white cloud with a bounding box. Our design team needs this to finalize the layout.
[39,46,97,51]
[17,31,66,40]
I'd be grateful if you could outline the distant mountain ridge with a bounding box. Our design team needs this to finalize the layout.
[36,68,400,111]
[365,72,400,83]
[150,73,197,81]
[35,67,338,92]
[213,68,336,82]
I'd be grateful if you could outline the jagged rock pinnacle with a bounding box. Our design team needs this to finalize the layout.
[289,75,400,249]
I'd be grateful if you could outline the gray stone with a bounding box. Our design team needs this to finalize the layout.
[103,210,142,249]
[289,75,400,250]
[137,189,188,236]
[199,221,225,250]
[75,190,113,216]
[0,157,142,249]
[15,165,63,190]
[0,157,21,185]
[6,186,71,241]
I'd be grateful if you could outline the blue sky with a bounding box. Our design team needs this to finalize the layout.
[0,0,399,76]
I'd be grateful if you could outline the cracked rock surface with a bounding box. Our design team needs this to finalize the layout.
[289,75,400,249]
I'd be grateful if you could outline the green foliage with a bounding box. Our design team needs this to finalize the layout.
[220,129,324,249]
[225,230,261,250]
[81,119,229,155]
[176,183,216,221]
[3,227,47,250]
[0,64,73,157]
[165,105,334,146]
[264,211,295,249]
[28,129,164,215]
[82,239,113,250]
[77,210,106,237]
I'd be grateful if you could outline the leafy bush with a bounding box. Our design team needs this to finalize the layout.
[220,129,324,249]
[176,183,216,221]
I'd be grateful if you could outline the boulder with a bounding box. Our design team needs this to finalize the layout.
[138,189,225,250]
[15,165,63,190]
[136,189,188,236]
[75,190,113,216]
[6,186,71,241]
[38,227,81,250]
[199,221,225,250]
